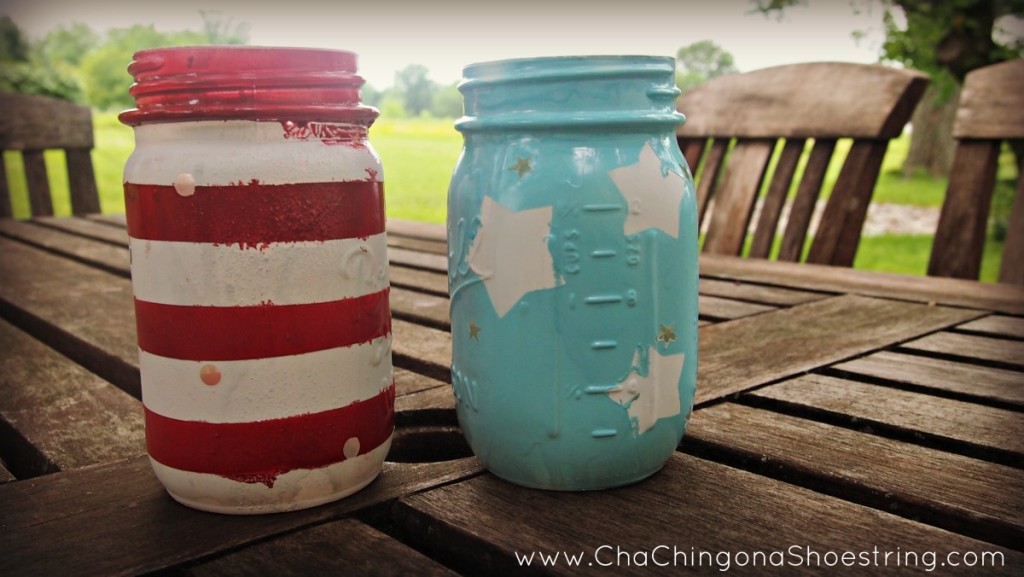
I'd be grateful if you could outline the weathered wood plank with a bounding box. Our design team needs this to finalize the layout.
[698,294,775,321]
[22,150,53,217]
[390,286,450,330]
[702,139,774,256]
[1000,172,1024,285]
[192,518,460,577]
[389,264,448,297]
[701,253,1024,315]
[0,237,140,398]
[387,218,447,243]
[0,461,14,483]
[394,453,1021,576]
[32,215,128,246]
[806,140,887,266]
[749,139,803,259]
[694,138,728,226]
[678,62,928,139]
[391,318,451,383]
[396,382,456,418]
[952,59,1024,140]
[748,374,1024,464]
[699,277,829,307]
[0,92,95,150]
[0,218,130,277]
[832,350,1024,408]
[686,402,1024,550]
[0,455,482,577]
[901,332,1024,370]
[388,246,447,274]
[928,140,1000,281]
[778,138,836,262]
[697,294,983,404]
[956,315,1024,340]
[65,149,100,214]
[0,319,144,477]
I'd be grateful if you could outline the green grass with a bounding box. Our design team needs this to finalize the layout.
[4,112,1014,283]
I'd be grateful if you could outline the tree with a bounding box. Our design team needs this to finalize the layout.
[755,0,1024,177]
[431,82,463,118]
[675,40,738,93]
[393,64,436,117]
[0,17,83,101]
[0,15,29,62]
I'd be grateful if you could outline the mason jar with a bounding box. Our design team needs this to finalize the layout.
[447,55,699,490]
[120,46,393,513]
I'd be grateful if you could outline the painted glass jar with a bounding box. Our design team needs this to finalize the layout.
[447,55,698,490]
[120,47,393,514]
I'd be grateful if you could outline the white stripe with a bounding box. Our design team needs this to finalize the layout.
[129,233,389,306]
[140,336,393,423]
[150,435,390,514]
[124,120,383,186]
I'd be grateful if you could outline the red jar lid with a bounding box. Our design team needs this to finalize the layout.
[119,46,378,126]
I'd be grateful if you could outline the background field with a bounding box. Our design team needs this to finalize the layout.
[2,113,1011,282]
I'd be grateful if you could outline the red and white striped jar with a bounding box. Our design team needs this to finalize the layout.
[120,46,393,514]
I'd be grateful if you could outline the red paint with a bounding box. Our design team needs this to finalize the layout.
[124,181,385,244]
[145,383,395,486]
[119,47,379,126]
[135,289,390,361]
[282,121,366,145]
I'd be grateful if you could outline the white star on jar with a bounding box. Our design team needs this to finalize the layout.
[467,196,558,318]
[609,143,686,238]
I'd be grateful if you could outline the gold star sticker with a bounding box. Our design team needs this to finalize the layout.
[468,320,481,342]
[656,323,677,348]
[509,156,532,179]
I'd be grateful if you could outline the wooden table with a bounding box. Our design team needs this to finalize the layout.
[1,215,1022,576]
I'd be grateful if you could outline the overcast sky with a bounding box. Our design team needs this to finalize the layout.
[4,0,893,88]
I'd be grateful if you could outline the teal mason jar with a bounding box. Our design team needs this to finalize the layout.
[447,55,698,490]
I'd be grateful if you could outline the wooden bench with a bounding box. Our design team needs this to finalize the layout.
[928,59,1024,285]
[0,92,101,218]
[677,62,929,266]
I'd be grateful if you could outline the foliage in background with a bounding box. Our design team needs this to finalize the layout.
[675,40,739,93]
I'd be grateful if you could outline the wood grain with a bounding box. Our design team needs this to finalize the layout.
[698,277,828,307]
[394,453,1021,576]
[901,331,1024,370]
[749,139,803,259]
[0,455,482,577]
[953,59,1024,140]
[0,92,95,150]
[702,139,774,256]
[832,350,1024,408]
[700,253,1024,315]
[956,315,1024,340]
[678,62,928,139]
[686,402,1024,550]
[192,518,460,577]
[696,294,982,404]
[0,319,144,478]
[748,374,1024,464]
[778,138,836,262]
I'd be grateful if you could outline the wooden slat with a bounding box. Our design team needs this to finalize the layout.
[192,518,460,577]
[832,350,1024,408]
[806,140,888,266]
[32,215,129,245]
[0,150,11,219]
[0,455,482,577]
[901,332,1024,370]
[0,462,14,483]
[390,286,450,330]
[700,253,1024,315]
[677,136,705,171]
[0,319,144,478]
[0,218,130,277]
[698,294,775,321]
[999,171,1024,285]
[699,277,829,307]
[697,294,982,404]
[928,141,1000,280]
[387,218,447,243]
[956,316,1024,340]
[679,62,928,139]
[778,138,836,262]
[953,59,1024,139]
[65,149,100,214]
[702,139,774,256]
[0,92,95,150]
[391,318,451,383]
[749,139,803,259]
[389,265,448,297]
[396,381,456,417]
[687,402,1024,550]
[394,453,1022,577]
[694,138,728,226]
[389,246,447,274]
[22,150,53,217]
[0,237,140,398]
[748,374,1024,463]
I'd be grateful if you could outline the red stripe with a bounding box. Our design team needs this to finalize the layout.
[124,180,385,244]
[145,384,395,486]
[135,289,390,360]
